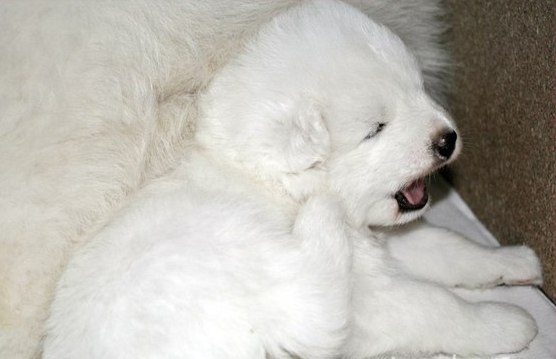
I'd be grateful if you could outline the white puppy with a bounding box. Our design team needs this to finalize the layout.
[0,1,449,357]
[1,1,450,357]
[44,1,541,358]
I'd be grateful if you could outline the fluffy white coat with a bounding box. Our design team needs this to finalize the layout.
[0,1,451,357]
[43,2,541,358]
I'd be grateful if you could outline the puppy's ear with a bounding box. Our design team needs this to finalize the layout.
[282,100,330,173]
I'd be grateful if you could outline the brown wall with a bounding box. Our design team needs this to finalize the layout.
[445,0,555,299]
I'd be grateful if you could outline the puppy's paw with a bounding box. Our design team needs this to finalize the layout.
[473,302,538,355]
[294,194,349,246]
[299,194,346,224]
[496,246,542,286]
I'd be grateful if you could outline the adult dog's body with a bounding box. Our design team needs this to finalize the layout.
[43,2,540,358]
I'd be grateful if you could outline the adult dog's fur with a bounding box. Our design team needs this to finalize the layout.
[42,1,541,358]
[0,1,451,357]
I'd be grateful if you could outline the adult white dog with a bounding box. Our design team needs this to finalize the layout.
[43,1,541,358]
[1,1,451,358]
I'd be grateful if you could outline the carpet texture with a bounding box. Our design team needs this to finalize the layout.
[445,0,555,299]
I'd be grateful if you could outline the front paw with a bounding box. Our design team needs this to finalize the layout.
[297,194,346,227]
[495,246,542,286]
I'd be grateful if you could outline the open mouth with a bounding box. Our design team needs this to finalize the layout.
[395,177,429,212]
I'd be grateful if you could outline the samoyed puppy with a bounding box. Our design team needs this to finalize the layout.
[44,1,541,358]
[1,1,449,357]
[0,0,452,359]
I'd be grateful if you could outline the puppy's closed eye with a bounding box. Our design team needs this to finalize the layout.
[363,122,386,140]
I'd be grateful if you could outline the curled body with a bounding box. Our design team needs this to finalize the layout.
[44,1,541,358]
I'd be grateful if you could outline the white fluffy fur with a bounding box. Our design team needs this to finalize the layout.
[41,1,541,358]
[0,1,451,357]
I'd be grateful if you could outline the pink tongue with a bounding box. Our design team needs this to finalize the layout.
[402,179,425,205]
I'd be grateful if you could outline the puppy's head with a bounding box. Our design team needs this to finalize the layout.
[197,0,461,227]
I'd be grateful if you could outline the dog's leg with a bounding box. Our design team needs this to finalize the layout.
[385,221,542,288]
[263,194,352,359]
[345,252,538,357]
[293,194,352,271]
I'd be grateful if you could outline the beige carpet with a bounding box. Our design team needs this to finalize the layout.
[445,0,555,300]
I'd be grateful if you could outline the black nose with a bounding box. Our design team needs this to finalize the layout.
[433,130,457,160]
